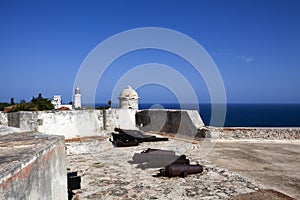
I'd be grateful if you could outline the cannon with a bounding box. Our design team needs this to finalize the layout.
[141,148,171,153]
[157,164,203,178]
[111,132,138,142]
[110,139,139,147]
[110,128,168,147]
[67,171,81,200]
[114,128,168,142]
[141,136,168,142]
[67,171,81,190]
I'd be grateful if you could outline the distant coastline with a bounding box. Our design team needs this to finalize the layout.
[92,103,300,127]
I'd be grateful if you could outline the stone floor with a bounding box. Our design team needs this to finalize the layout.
[66,137,262,200]
[205,140,300,199]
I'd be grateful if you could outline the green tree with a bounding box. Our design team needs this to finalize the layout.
[11,103,38,112]
[108,100,112,108]
[8,93,54,112]
[31,93,54,111]
[0,102,10,111]
[10,98,15,105]
[20,99,26,104]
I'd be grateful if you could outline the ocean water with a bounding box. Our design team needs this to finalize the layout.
[94,103,300,127]
[138,103,300,127]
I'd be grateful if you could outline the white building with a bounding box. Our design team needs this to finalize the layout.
[51,95,73,110]
[51,95,61,109]
[118,86,139,110]
[74,87,81,109]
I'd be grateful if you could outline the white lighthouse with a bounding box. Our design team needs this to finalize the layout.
[74,86,81,109]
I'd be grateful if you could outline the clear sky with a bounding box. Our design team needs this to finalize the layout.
[0,0,300,104]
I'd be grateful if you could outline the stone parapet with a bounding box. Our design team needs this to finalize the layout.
[136,109,205,137]
[0,131,67,200]
[5,109,137,138]
[206,127,300,140]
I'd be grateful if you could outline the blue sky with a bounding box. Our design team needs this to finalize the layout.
[0,0,300,104]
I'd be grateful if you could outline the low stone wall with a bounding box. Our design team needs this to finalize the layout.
[0,125,20,136]
[105,109,137,130]
[0,112,7,126]
[207,127,300,140]
[0,131,67,200]
[136,109,205,137]
[6,109,137,138]
[37,110,103,138]
[8,111,38,131]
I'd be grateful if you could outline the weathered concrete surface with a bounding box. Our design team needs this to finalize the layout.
[7,110,104,138]
[0,112,7,126]
[230,189,295,200]
[0,131,67,200]
[104,109,137,130]
[66,137,261,200]
[38,110,103,138]
[205,140,300,199]
[136,109,205,138]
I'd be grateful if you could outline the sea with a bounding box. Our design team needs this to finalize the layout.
[95,103,300,127]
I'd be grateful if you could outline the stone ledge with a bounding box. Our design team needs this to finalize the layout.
[205,127,300,140]
[0,132,67,200]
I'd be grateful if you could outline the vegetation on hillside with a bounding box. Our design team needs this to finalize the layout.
[0,93,54,112]
[0,102,10,111]
[30,93,54,111]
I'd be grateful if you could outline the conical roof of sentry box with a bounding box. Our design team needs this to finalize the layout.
[118,86,139,99]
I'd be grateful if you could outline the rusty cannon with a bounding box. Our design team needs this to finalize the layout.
[114,128,168,142]
[111,133,138,143]
[111,128,168,147]
[110,139,139,147]
[156,163,203,178]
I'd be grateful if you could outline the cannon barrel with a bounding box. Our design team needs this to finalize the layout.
[114,127,125,133]
[111,139,139,147]
[111,129,169,148]
[111,133,136,142]
[141,148,173,154]
[160,164,203,177]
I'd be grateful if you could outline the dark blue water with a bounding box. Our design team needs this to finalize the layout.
[137,103,300,127]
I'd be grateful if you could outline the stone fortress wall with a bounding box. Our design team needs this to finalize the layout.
[2,109,137,139]
[1,109,299,140]
[2,85,299,140]
[136,109,300,140]
[136,109,205,138]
